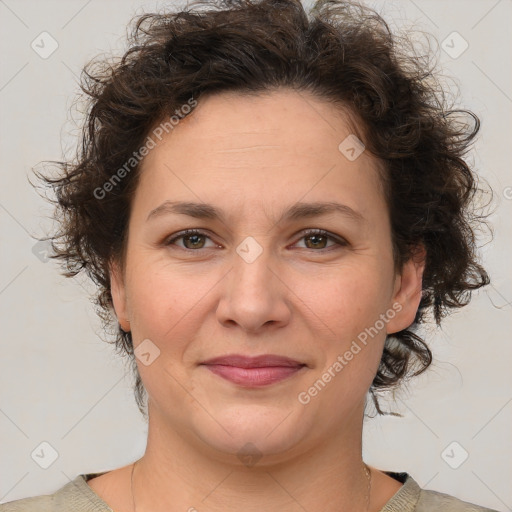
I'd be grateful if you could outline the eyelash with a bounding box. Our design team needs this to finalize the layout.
[164,228,348,252]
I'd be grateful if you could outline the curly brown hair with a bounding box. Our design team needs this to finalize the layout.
[36,0,490,419]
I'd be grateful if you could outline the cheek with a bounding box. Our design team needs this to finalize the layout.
[125,260,203,342]
[295,263,392,335]
[128,255,208,322]
[296,265,392,385]
[126,266,209,396]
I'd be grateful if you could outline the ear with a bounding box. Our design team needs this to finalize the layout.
[109,259,131,332]
[386,244,426,334]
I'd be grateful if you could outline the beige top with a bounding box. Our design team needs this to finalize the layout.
[0,471,499,511]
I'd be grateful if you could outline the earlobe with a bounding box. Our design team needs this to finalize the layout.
[386,245,426,334]
[109,259,131,332]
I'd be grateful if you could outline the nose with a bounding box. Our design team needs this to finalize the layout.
[215,240,292,334]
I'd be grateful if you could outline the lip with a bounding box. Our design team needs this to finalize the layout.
[201,354,305,368]
[200,354,307,387]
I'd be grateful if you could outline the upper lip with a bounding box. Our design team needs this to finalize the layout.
[200,354,306,368]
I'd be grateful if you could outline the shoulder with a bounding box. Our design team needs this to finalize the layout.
[0,494,53,512]
[0,474,112,512]
[417,487,499,512]
[380,471,499,512]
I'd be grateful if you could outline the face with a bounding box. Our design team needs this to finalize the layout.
[110,89,424,464]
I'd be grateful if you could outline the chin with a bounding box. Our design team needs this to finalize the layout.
[189,404,317,465]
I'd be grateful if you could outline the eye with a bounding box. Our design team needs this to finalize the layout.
[164,229,218,250]
[293,229,347,250]
[163,228,347,252]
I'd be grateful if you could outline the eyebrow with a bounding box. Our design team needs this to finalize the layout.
[146,200,366,225]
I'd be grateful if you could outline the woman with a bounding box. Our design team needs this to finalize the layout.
[1,0,497,510]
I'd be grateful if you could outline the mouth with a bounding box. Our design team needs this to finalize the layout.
[200,354,307,387]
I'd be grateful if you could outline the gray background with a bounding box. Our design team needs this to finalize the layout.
[0,0,511,510]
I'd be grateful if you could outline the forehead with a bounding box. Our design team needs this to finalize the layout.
[148,89,364,163]
[134,89,386,223]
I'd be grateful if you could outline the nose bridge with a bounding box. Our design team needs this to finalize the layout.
[231,235,276,299]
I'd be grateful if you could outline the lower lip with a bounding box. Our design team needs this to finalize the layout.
[202,364,305,387]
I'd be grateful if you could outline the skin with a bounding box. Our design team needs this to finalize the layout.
[89,88,425,512]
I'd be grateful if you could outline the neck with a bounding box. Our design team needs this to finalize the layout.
[131,402,371,512]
